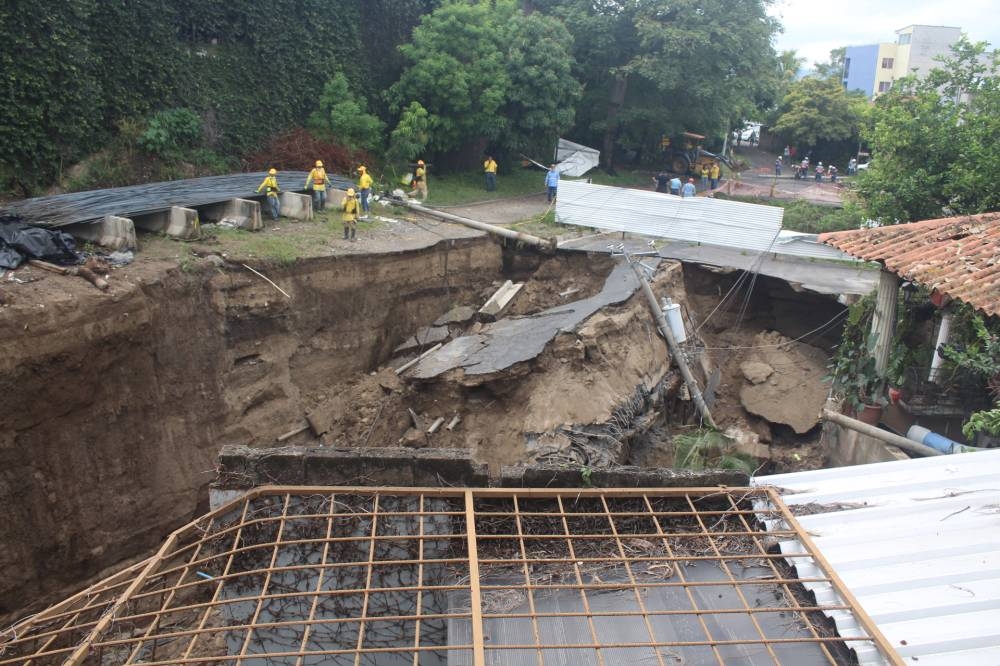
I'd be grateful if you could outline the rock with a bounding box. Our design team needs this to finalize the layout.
[401,427,427,448]
[738,336,828,434]
[305,394,345,436]
[434,305,477,326]
[377,368,403,392]
[741,361,774,385]
[724,427,770,460]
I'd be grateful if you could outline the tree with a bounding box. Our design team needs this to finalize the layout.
[499,11,581,154]
[308,73,385,152]
[387,102,433,163]
[813,47,846,81]
[389,2,510,154]
[857,39,1000,223]
[771,77,866,149]
[532,0,781,170]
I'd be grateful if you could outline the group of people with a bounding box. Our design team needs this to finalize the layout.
[256,160,428,242]
[788,156,839,182]
[652,161,720,198]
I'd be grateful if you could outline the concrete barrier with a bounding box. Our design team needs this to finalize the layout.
[66,215,137,250]
[279,192,313,220]
[199,198,262,231]
[133,206,200,239]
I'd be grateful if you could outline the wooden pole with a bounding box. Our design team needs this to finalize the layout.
[822,408,942,457]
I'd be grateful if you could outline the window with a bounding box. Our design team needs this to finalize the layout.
[844,57,851,78]
[898,33,911,45]
[882,57,894,69]
[878,81,892,93]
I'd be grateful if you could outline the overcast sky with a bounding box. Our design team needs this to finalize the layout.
[770,0,1000,67]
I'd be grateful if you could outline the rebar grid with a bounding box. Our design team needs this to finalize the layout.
[0,486,901,666]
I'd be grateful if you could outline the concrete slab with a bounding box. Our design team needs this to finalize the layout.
[199,198,262,231]
[435,305,478,326]
[479,280,524,320]
[66,215,137,250]
[559,234,878,295]
[133,206,200,239]
[394,325,451,354]
[279,192,313,220]
[410,259,655,380]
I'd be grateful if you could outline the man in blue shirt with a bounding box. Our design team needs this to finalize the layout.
[681,178,697,198]
[669,176,682,196]
[545,164,560,202]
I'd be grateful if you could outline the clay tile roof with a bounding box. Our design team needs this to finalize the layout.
[818,212,1000,317]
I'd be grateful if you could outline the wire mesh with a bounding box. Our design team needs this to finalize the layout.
[0,487,900,666]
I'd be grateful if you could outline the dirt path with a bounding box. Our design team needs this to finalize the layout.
[435,193,550,226]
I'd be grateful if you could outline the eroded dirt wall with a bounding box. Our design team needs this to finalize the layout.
[0,236,501,621]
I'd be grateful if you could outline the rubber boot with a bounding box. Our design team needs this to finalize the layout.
[350,227,357,242]
[343,227,349,240]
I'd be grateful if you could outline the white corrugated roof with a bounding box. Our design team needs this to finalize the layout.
[555,180,785,253]
[754,449,1000,665]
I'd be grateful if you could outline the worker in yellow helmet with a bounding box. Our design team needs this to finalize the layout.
[484,154,498,191]
[357,165,373,218]
[342,188,359,241]
[406,160,427,201]
[305,160,329,211]
[256,168,282,220]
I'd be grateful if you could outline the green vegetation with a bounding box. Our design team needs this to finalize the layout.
[858,39,1000,223]
[2,0,784,196]
[209,215,382,265]
[716,196,864,234]
[671,429,756,474]
[420,167,546,206]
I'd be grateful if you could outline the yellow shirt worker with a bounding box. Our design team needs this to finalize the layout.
[342,188,359,241]
[357,165,374,217]
[484,155,498,192]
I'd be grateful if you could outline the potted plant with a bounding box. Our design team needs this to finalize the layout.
[828,336,887,424]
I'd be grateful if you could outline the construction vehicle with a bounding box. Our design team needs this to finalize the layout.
[660,131,736,176]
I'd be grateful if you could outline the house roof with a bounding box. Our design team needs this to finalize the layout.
[755,448,1000,665]
[818,213,1000,316]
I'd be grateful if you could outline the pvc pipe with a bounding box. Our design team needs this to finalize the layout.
[822,409,942,457]
[403,201,556,251]
[906,424,977,454]
[928,312,953,383]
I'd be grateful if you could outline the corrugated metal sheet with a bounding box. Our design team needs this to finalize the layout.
[819,213,1000,316]
[555,180,784,253]
[775,230,861,261]
[754,449,1000,665]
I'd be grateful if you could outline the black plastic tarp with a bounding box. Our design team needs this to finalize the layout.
[0,216,80,269]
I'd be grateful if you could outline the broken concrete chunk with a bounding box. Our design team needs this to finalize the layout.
[724,427,770,459]
[376,368,403,392]
[305,394,346,436]
[434,305,477,326]
[479,280,524,320]
[741,361,774,385]
[393,325,451,354]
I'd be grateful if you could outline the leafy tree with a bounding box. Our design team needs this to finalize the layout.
[389,2,510,154]
[387,102,433,163]
[857,39,1000,222]
[308,73,385,152]
[499,11,581,154]
[812,47,846,81]
[771,77,866,150]
[533,0,781,170]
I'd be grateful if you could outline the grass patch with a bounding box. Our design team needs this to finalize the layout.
[209,212,383,264]
[672,429,756,474]
[715,195,864,234]
[416,167,545,206]
[587,169,654,189]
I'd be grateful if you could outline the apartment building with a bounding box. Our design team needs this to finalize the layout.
[843,25,962,97]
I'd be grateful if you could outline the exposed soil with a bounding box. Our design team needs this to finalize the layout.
[0,202,844,623]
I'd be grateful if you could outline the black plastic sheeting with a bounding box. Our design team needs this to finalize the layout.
[0,215,80,269]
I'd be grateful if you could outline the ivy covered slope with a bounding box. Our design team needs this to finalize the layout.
[0,0,372,194]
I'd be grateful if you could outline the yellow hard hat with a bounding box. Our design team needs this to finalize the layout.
[268,168,277,175]
[358,165,366,172]
[316,160,323,167]
[347,188,356,196]
[417,159,425,165]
